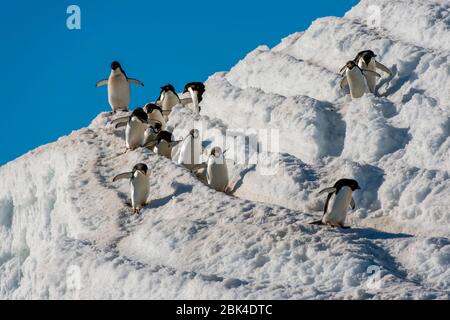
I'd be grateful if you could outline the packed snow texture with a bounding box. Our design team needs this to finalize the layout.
[0,0,449,299]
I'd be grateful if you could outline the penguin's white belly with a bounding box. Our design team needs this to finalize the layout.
[188,87,200,113]
[162,93,180,116]
[126,120,147,150]
[149,112,166,129]
[347,69,368,99]
[178,139,202,169]
[131,174,150,209]
[207,161,229,192]
[358,60,377,93]
[154,141,172,159]
[323,187,353,226]
[109,76,130,111]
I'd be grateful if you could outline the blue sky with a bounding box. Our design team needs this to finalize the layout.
[0,0,358,165]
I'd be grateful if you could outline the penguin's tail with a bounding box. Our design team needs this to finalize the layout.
[309,220,325,225]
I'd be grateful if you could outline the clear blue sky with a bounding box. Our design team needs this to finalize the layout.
[0,0,358,165]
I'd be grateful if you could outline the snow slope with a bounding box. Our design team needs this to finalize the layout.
[0,0,449,299]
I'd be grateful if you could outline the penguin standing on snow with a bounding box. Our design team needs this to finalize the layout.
[206,147,229,192]
[339,61,381,99]
[354,50,392,93]
[144,103,166,129]
[156,84,181,120]
[96,61,144,112]
[110,108,149,151]
[310,179,361,228]
[183,82,206,114]
[113,163,150,214]
[144,131,181,159]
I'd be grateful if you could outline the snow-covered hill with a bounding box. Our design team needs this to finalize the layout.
[1,0,449,299]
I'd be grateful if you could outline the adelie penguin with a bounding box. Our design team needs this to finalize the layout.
[144,103,166,129]
[144,131,181,159]
[310,179,361,229]
[183,82,206,114]
[111,108,149,151]
[155,84,181,120]
[354,50,392,94]
[96,61,144,112]
[113,163,150,214]
[206,147,229,192]
[340,61,381,99]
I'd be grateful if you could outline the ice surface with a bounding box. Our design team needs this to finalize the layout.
[0,0,449,299]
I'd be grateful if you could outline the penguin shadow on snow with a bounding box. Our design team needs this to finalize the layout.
[147,182,193,209]
[341,227,414,240]
[228,164,257,195]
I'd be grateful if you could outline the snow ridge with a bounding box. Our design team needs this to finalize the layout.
[0,0,449,299]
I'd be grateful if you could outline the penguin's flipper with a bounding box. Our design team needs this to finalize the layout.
[376,61,393,76]
[111,116,130,126]
[350,197,356,210]
[180,97,193,106]
[191,163,207,172]
[96,79,108,87]
[318,187,336,196]
[309,220,325,225]
[340,77,349,89]
[128,78,144,86]
[115,122,127,129]
[339,65,347,75]
[112,172,133,182]
[363,69,382,78]
[169,140,183,148]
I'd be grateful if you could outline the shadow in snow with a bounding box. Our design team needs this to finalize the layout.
[343,227,414,240]
[148,183,193,208]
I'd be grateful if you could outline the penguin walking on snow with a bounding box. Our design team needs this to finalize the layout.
[354,50,392,93]
[183,82,206,114]
[111,108,149,151]
[113,163,150,214]
[310,179,361,228]
[340,61,381,99]
[96,61,144,112]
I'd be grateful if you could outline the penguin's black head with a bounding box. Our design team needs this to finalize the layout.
[183,82,206,94]
[189,129,199,139]
[131,108,148,123]
[144,103,162,114]
[210,147,222,157]
[153,122,162,132]
[111,61,122,71]
[356,50,377,65]
[334,179,361,192]
[157,131,173,143]
[161,84,176,93]
[133,163,148,175]
[346,60,357,70]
